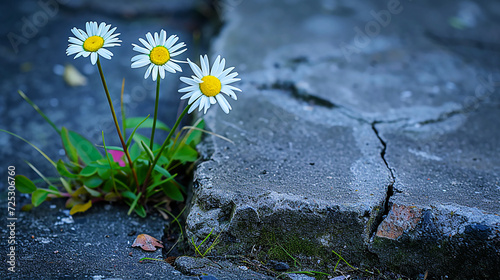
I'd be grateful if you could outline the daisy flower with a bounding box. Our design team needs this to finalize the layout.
[131,30,186,81]
[179,55,241,114]
[66,21,121,65]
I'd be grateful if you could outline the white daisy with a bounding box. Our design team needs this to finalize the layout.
[179,55,241,114]
[66,21,121,65]
[131,30,186,81]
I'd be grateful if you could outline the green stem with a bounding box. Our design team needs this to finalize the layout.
[141,104,191,194]
[96,58,139,189]
[150,78,161,150]
[120,78,126,140]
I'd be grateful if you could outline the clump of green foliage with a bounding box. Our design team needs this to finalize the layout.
[5,90,204,217]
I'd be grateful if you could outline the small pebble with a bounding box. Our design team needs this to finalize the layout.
[272,261,290,271]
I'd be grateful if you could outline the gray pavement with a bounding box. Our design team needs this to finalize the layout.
[187,0,500,279]
[2,0,500,279]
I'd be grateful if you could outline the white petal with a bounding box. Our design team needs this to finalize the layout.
[154,32,160,46]
[166,61,181,72]
[188,90,202,104]
[188,59,203,79]
[169,42,185,53]
[160,30,166,45]
[178,85,198,92]
[78,28,88,39]
[217,66,235,79]
[131,59,150,68]
[221,87,237,100]
[180,76,198,86]
[180,92,193,100]
[133,44,151,54]
[209,96,217,104]
[103,27,117,40]
[165,35,178,48]
[152,65,159,81]
[68,37,83,45]
[163,63,176,74]
[211,55,221,76]
[131,54,149,62]
[159,65,165,79]
[66,45,83,55]
[139,38,152,50]
[82,51,91,57]
[90,52,98,65]
[213,58,226,77]
[201,55,209,76]
[146,32,155,48]
[216,94,230,114]
[221,77,241,84]
[71,28,86,41]
[203,98,211,114]
[86,22,92,36]
[98,48,113,59]
[225,84,242,92]
[170,48,187,57]
[97,22,106,36]
[144,64,154,79]
[188,98,201,114]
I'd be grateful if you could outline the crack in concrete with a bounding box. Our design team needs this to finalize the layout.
[369,122,396,239]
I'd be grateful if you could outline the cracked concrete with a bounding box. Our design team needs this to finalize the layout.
[186,0,500,278]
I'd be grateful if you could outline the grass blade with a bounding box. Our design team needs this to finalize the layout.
[1,129,56,168]
[125,115,150,148]
[18,90,60,135]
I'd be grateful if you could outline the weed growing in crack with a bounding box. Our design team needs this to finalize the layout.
[3,21,241,217]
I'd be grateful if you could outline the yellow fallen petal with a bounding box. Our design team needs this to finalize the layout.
[64,64,87,87]
[70,200,92,215]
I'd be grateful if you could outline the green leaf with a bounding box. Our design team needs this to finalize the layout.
[136,159,172,178]
[121,191,136,201]
[146,175,177,193]
[68,130,102,164]
[56,160,77,178]
[95,145,124,152]
[61,127,79,163]
[140,140,155,161]
[15,175,36,193]
[60,177,73,194]
[79,166,97,177]
[171,143,198,163]
[70,200,92,215]
[102,179,114,193]
[32,189,49,206]
[129,142,141,161]
[161,181,184,201]
[126,117,169,131]
[134,204,147,218]
[127,192,142,215]
[83,185,101,197]
[97,166,111,179]
[82,175,103,188]
[104,192,120,202]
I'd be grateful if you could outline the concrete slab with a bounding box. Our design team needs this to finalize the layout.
[371,103,500,278]
[187,0,500,278]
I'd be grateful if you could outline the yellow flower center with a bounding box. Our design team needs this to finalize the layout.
[150,46,170,65]
[200,75,222,97]
[83,36,104,52]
